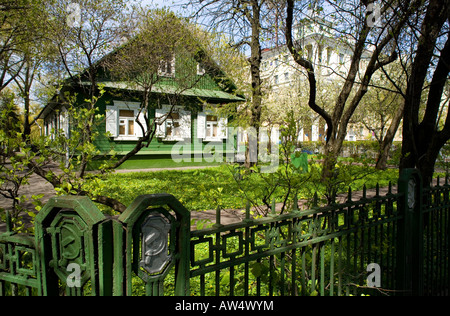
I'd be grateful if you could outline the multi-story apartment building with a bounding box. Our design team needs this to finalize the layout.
[261,14,376,143]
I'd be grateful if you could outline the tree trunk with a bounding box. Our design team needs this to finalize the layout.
[376,103,404,170]
[245,0,263,168]
[321,137,341,181]
[420,148,440,188]
[400,0,449,187]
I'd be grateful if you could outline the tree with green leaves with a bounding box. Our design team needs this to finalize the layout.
[187,0,278,167]
[353,62,406,170]
[104,8,214,170]
[1,3,244,217]
[285,0,425,181]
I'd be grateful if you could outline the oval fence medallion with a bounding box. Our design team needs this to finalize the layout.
[140,214,172,275]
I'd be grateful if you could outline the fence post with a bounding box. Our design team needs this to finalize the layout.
[34,196,113,296]
[397,169,424,296]
[116,194,191,296]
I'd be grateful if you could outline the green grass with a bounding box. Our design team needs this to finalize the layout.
[87,163,399,215]
[116,157,224,170]
[88,156,223,170]
[92,166,240,211]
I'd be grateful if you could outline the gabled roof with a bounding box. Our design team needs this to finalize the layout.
[38,19,244,120]
[79,81,244,102]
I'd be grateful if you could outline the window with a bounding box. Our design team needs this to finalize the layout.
[262,61,268,70]
[119,110,135,137]
[197,110,228,141]
[326,47,333,65]
[166,112,181,139]
[159,55,175,77]
[44,114,57,139]
[206,115,218,138]
[306,45,313,61]
[197,63,206,75]
[106,101,147,140]
[155,105,191,141]
[318,45,323,63]
[284,72,289,82]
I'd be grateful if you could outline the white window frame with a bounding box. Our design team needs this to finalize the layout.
[197,107,228,142]
[118,110,136,138]
[165,113,182,140]
[59,107,69,137]
[155,105,191,141]
[197,63,206,76]
[206,120,219,139]
[106,101,146,141]
[159,55,176,77]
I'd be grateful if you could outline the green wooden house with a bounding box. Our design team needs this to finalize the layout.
[38,31,244,170]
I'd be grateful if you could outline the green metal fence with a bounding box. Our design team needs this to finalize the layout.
[0,169,449,296]
[190,183,402,296]
[422,181,450,295]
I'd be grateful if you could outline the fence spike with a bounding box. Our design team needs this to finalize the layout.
[215,206,221,226]
[437,176,441,187]
[271,199,277,216]
[293,193,299,211]
[347,187,352,202]
[376,183,380,197]
[5,210,12,234]
[245,201,251,220]
[388,181,392,195]
[313,192,319,208]
[363,185,367,199]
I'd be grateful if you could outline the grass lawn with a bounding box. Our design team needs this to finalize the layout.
[88,163,399,214]
[89,156,223,170]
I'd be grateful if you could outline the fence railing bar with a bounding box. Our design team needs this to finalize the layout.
[191,195,403,237]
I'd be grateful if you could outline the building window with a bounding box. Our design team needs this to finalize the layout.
[318,45,324,63]
[159,55,175,77]
[197,63,206,75]
[106,101,147,140]
[155,105,191,141]
[262,61,268,70]
[206,115,219,139]
[118,110,135,137]
[166,112,181,139]
[197,110,228,141]
[327,47,333,65]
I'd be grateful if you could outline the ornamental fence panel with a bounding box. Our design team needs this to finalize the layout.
[0,169,448,296]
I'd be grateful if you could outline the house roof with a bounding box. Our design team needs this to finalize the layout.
[80,81,245,102]
[38,16,245,120]
[38,81,244,120]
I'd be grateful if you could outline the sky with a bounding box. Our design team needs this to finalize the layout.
[140,0,193,17]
